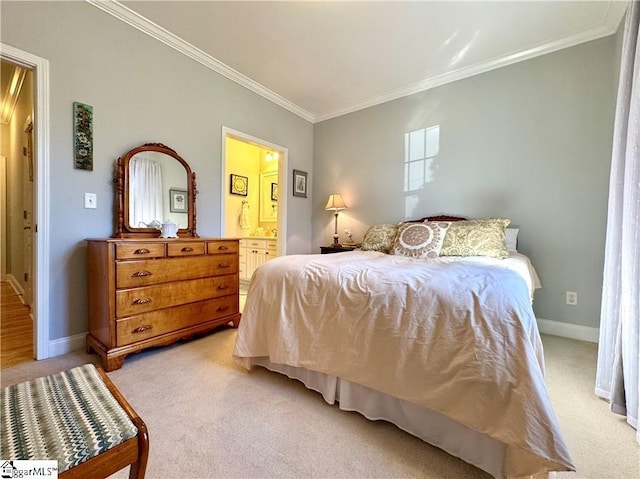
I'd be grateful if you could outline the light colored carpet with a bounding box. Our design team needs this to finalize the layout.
[1,332,638,479]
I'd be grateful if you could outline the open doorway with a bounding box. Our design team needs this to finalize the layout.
[221,127,288,291]
[1,59,35,367]
[1,43,51,362]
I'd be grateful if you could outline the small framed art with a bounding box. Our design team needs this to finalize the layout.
[293,169,308,198]
[230,174,248,196]
[271,182,278,201]
[73,101,93,171]
[169,189,187,213]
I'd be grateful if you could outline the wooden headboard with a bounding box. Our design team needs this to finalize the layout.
[409,215,466,223]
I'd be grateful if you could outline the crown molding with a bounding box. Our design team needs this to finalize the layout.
[314,5,626,122]
[87,0,627,124]
[86,0,315,123]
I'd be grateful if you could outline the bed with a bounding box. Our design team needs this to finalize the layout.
[232,217,575,479]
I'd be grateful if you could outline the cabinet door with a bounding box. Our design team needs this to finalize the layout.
[246,249,261,280]
[239,243,248,280]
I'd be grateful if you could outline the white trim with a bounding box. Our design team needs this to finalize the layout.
[0,155,6,280]
[602,1,630,33]
[86,0,314,123]
[5,273,25,298]
[221,127,288,257]
[87,0,626,124]
[48,333,86,357]
[536,318,600,343]
[1,43,51,360]
[315,23,621,122]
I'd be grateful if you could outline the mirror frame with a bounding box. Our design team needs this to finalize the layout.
[113,143,198,238]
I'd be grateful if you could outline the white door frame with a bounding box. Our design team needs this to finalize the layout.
[0,155,6,281]
[221,126,288,257]
[1,43,51,360]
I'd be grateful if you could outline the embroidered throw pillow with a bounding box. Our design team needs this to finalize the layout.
[391,221,451,259]
[440,218,510,258]
[360,224,399,253]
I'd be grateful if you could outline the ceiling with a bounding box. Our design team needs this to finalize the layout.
[95,1,627,123]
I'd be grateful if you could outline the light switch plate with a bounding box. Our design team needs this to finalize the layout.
[84,193,97,209]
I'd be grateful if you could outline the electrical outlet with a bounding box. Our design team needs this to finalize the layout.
[566,291,578,306]
[84,193,97,209]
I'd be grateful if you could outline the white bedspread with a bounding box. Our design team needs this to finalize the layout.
[233,251,574,478]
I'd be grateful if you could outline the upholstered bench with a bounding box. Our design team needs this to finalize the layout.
[0,364,149,479]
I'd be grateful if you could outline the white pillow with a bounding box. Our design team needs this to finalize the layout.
[505,227,519,252]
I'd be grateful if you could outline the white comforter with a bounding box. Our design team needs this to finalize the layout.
[233,251,574,478]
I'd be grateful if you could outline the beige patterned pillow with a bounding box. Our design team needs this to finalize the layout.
[440,218,510,258]
[361,224,399,253]
[391,221,451,259]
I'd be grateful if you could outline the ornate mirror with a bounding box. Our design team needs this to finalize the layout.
[114,143,198,237]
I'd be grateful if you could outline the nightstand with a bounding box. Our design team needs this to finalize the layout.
[320,244,360,254]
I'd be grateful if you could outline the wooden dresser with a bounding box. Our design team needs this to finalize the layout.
[86,237,240,371]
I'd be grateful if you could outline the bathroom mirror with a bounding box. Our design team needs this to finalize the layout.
[113,143,198,237]
[259,171,278,223]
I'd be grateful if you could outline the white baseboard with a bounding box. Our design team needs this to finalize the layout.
[6,274,25,299]
[536,318,599,343]
[48,333,86,357]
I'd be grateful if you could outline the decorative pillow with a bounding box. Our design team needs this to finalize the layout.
[505,227,519,252]
[440,218,510,259]
[391,221,451,259]
[360,224,399,253]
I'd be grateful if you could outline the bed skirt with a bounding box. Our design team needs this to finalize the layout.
[251,357,550,479]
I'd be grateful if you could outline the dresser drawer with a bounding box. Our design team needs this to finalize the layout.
[167,241,205,257]
[245,239,267,249]
[116,274,238,317]
[266,241,277,253]
[116,242,166,260]
[208,240,239,255]
[116,254,238,288]
[115,296,239,346]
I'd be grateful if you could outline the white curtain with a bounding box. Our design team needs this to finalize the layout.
[595,1,640,444]
[129,156,164,228]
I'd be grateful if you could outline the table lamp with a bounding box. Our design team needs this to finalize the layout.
[325,194,348,245]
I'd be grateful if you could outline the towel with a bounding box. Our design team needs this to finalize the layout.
[240,203,251,230]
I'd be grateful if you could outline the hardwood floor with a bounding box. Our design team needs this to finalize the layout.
[1,281,34,368]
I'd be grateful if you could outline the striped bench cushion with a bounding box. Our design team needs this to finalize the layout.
[1,364,138,473]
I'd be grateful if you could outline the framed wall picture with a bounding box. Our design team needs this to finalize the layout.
[293,169,308,198]
[169,189,188,213]
[271,182,278,201]
[230,174,248,196]
[73,101,93,171]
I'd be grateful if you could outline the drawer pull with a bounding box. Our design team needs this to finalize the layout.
[134,248,150,255]
[132,325,152,333]
[217,245,229,250]
[216,305,229,312]
[132,298,151,305]
[217,263,230,269]
[216,285,229,290]
[132,270,152,277]
[181,247,194,252]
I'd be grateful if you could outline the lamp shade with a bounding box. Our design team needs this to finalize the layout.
[325,194,348,211]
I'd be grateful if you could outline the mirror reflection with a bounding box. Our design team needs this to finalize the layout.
[128,151,188,230]
[259,171,278,223]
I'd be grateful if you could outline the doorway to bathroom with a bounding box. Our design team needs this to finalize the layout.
[221,127,288,292]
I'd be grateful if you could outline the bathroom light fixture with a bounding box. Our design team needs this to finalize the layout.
[325,194,348,245]
[266,151,279,162]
